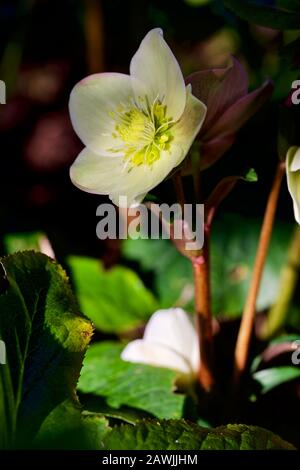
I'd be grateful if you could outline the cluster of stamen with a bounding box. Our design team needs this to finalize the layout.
[107,96,174,168]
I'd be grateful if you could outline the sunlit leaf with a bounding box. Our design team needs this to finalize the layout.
[0,251,93,448]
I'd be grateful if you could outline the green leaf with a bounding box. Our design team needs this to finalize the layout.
[211,215,293,316]
[103,420,295,450]
[123,238,193,309]
[78,342,185,419]
[253,366,300,394]
[245,168,258,182]
[68,256,158,334]
[34,400,110,450]
[224,0,300,30]
[79,395,152,425]
[123,214,293,317]
[270,334,300,345]
[0,251,93,448]
[4,232,51,254]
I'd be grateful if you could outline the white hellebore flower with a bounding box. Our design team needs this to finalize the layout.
[121,308,200,378]
[69,29,207,207]
[286,146,300,224]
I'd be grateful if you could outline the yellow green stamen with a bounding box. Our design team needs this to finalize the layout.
[108,99,174,167]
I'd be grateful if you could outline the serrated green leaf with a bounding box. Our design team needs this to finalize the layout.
[68,256,158,334]
[224,0,300,30]
[0,251,93,448]
[33,400,110,450]
[103,420,295,450]
[253,366,300,394]
[123,214,293,317]
[80,395,152,424]
[78,342,185,419]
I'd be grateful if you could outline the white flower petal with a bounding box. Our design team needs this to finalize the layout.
[130,29,186,121]
[69,72,134,155]
[121,339,191,374]
[287,146,300,225]
[172,85,207,155]
[70,148,122,191]
[70,143,183,207]
[110,192,148,208]
[143,308,200,374]
[290,147,300,172]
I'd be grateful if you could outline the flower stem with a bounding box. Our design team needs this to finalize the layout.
[233,161,285,385]
[260,225,300,340]
[173,172,186,210]
[173,171,214,391]
[192,226,214,392]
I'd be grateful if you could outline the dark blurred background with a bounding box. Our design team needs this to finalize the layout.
[0,0,298,262]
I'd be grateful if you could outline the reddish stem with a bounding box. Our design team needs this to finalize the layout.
[173,172,186,211]
[233,161,285,385]
[192,225,214,392]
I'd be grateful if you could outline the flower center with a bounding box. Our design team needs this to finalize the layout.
[109,99,174,167]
